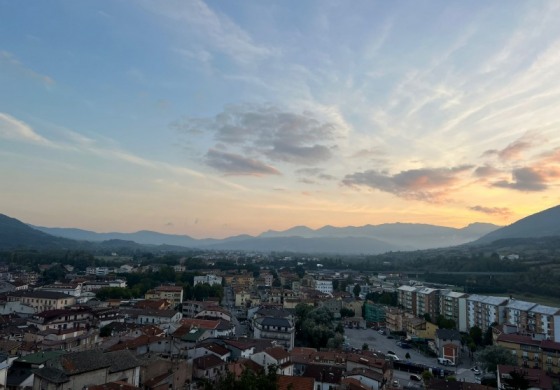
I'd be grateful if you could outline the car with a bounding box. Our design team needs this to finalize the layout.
[410,374,422,382]
[392,380,399,387]
[387,335,395,339]
[387,350,396,355]
[379,329,386,335]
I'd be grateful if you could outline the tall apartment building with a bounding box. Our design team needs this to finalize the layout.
[439,290,468,332]
[467,294,508,331]
[397,285,418,316]
[504,300,538,333]
[415,287,439,321]
[529,305,560,342]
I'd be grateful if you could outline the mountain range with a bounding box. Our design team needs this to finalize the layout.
[0,204,559,254]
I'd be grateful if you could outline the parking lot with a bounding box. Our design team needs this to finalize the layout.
[344,328,481,384]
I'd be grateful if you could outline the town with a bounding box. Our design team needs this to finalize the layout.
[0,253,558,390]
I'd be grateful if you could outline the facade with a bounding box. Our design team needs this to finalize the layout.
[7,291,76,312]
[397,285,418,316]
[253,317,295,350]
[466,294,508,331]
[497,333,560,374]
[145,286,184,306]
[415,287,439,321]
[504,300,538,333]
[528,305,560,342]
[363,302,386,325]
[193,274,223,287]
[439,290,467,332]
[314,280,333,294]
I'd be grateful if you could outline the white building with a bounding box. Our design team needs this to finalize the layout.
[467,294,508,331]
[193,274,223,287]
[314,279,333,294]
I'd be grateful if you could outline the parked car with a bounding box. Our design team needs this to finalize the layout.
[472,367,481,375]
[437,357,454,366]
[410,374,422,382]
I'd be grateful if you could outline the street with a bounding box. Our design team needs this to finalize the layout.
[344,328,480,384]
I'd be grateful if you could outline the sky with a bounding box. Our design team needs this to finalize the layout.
[1,1,560,239]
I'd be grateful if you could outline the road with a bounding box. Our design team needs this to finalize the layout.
[344,328,481,384]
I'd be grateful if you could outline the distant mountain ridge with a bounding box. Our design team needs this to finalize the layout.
[31,219,502,253]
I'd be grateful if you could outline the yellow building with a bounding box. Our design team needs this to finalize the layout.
[496,333,560,374]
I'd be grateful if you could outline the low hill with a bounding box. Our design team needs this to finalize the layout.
[0,214,78,250]
[475,205,560,244]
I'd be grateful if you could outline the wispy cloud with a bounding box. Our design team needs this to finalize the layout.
[0,113,53,145]
[342,165,473,202]
[492,167,550,192]
[143,0,276,64]
[469,205,512,217]
[205,149,280,176]
[0,51,54,86]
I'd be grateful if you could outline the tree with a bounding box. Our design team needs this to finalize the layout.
[475,345,517,373]
[353,284,361,298]
[340,307,355,318]
[362,343,369,350]
[502,370,530,390]
[405,352,411,360]
[469,326,483,346]
[422,370,434,383]
[484,323,497,346]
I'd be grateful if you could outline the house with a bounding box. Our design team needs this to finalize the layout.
[345,368,385,390]
[250,347,293,375]
[435,329,461,364]
[302,364,345,390]
[407,318,438,340]
[6,351,66,390]
[497,365,553,390]
[181,300,219,318]
[222,339,255,359]
[26,307,93,331]
[192,354,226,383]
[33,350,141,389]
[277,375,314,390]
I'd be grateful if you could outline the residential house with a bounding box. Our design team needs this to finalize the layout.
[192,354,226,383]
[27,307,93,331]
[302,364,344,390]
[314,280,333,294]
[407,318,438,340]
[250,347,293,375]
[435,329,462,365]
[277,375,314,390]
[33,350,140,389]
[194,275,223,287]
[36,284,82,297]
[345,368,385,390]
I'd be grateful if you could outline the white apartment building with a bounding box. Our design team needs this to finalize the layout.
[467,294,508,331]
[194,274,223,287]
[314,279,333,294]
[528,304,560,342]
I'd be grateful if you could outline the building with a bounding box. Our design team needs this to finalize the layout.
[467,294,508,331]
[528,305,560,342]
[6,291,76,312]
[314,280,333,294]
[505,300,538,333]
[144,285,183,306]
[193,274,223,287]
[33,350,141,389]
[416,287,439,321]
[439,290,467,332]
[397,285,418,316]
[363,302,386,326]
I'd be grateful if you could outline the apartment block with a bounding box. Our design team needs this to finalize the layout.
[439,290,468,332]
[467,294,507,331]
[529,305,560,342]
[504,300,538,333]
[416,287,439,321]
[397,285,418,316]
[145,285,184,306]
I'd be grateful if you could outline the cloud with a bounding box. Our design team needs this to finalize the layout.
[0,113,52,145]
[0,51,54,85]
[205,148,281,176]
[342,165,473,202]
[469,205,512,216]
[296,167,337,182]
[482,131,542,161]
[474,165,502,178]
[175,103,344,167]
[144,0,275,64]
[492,167,548,191]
